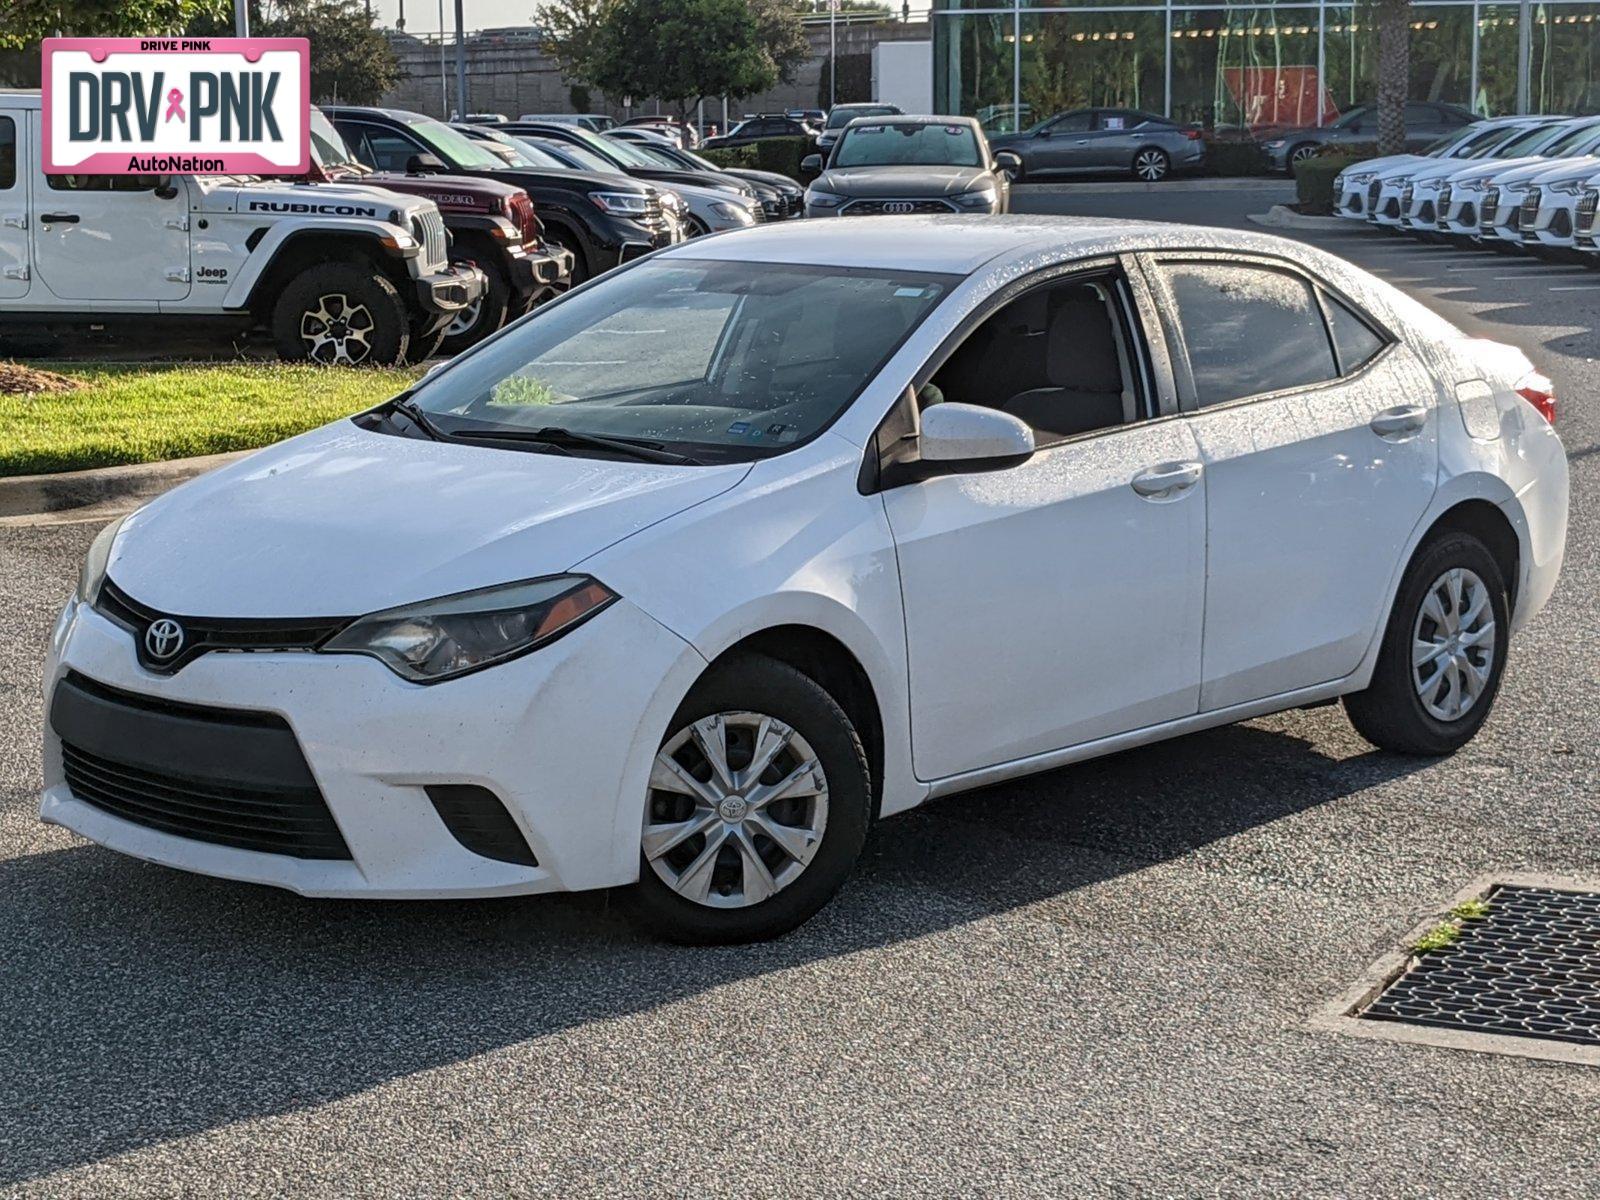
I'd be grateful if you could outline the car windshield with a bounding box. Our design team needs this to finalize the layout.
[834,123,983,168]
[628,142,680,168]
[1540,124,1600,155]
[404,258,956,461]
[1461,125,1528,157]
[1498,123,1575,156]
[1333,106,1371,129]
[538,138,615,172]
[310,110,360,170]
[557,126,655,167]
[826,105,898,130]
[1425,123,1492,155]
[406,116,507,170]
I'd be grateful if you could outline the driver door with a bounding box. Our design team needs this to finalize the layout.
[879,263,1207,781]
[31,172,190,303]
[1033,110,1093,171]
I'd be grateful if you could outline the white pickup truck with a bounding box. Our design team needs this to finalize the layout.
[0,90,484,365]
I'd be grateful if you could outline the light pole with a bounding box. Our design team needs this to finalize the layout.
[234,0,250,36]
[828,0,837,108]
[438,0,448,116]
[454,0,468,118]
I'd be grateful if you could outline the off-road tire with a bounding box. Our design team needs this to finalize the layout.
[271,262,409,367]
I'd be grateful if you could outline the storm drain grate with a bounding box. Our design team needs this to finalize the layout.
[1363,886,1600,1047]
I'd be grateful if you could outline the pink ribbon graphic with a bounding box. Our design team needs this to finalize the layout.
[164,88,185,123]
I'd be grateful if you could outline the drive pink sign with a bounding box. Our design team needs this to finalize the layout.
[42,37,309,175]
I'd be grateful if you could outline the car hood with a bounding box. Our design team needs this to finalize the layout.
[1437,155,1551,185]
[106,422,751,618]
[1526,155,1600,185]
[1355,154,1434,180]
[1480,157,1594,188]
[812,165,991,197]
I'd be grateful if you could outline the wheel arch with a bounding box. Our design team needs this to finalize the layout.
[1424,498,1521,612]
[230,225,411,316]
[705,625,886,820]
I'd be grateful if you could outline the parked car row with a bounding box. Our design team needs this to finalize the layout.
[1334,114,1600,260]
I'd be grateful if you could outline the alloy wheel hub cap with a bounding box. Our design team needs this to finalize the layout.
[643,710,829,909]
[1412,566,1496,722]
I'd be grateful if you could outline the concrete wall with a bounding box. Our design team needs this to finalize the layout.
[379,20,932,122]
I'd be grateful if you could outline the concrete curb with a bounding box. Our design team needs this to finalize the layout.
[1248,204,1349,231]
[1017,177,1293,195]
[0,449,251,526]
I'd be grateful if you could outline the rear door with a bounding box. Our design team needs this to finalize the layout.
[1087,110,1144,169]
[31,172,190,303]
[1139,253,1440,710]
[0,112,28,299]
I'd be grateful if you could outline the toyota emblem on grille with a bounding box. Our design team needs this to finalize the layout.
[144,618,186,661]
[883,201,915,214]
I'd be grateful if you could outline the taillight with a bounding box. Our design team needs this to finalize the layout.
[1515,371,1557,424]
[1183,127,1204,141]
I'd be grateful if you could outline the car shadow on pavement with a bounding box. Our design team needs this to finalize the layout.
[0,720,1429,1186]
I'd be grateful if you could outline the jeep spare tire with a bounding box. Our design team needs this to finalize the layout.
[272,262,409,367]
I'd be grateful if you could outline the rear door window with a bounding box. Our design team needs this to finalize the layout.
[1321,292,1389,374]
[1156,260,1339,407]
[0,118,14,189]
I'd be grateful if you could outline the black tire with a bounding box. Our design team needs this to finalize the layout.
[402,320,447,366]
[439,252,510,355]
[686,214,711,238]
[544,227,589,285]
[626,654,872,945]
[1132,147,1170,182]
[1288,143,1319,170]
[1344,531,1511,756]
[271,261,409,367]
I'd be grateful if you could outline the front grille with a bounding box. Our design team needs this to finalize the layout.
[1520,187,1542,240]
[1400,182,1414,213]
[95,579,348,675]
[1578,189,1599,232]
[52,672,350,860]
[1367,180,1382,212]
[507,191,539,246]
[1436,184,1453,228]
[749,202,767,224]
[413,208,449,270]
[1480,186,1499,228]
[840,198,957,215]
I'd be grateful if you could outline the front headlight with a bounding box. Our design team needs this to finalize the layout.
[590,191,651,217]
[1264,139,1287,150]
[709,200,754,223]
[1457,178,1487,192]
[953,187,998,210]
[321,575,617,683]
[77,515,127,604]
[806,189,845,209]
[1549,178,1585,195]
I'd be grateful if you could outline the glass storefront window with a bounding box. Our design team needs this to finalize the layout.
[933,9,1018,126]
[1411,5,1475,105]
[1018,9,1168,119]
[1476,3,1524,114]
[1170,6,1322,130]
[1531,4,1600,113]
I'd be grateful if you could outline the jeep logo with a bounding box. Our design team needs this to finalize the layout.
[247,200,379,217]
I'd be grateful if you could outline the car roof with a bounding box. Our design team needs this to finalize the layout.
[844,114,981,129]
[660,213,1314,275]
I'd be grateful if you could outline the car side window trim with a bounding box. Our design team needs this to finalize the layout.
[1312,285,1396,379]
[1133,250,1396,415]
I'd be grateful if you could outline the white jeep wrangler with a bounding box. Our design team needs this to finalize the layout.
[0,90,484,365]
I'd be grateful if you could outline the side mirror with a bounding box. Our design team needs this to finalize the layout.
[918,402,1035,466]
[407,152,446,173]
[153,176,179,200]
[800,153,823,174]
[994,151,1022,179]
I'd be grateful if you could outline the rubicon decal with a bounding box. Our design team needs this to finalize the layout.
[246,200,380,216]
[42,38,309,175]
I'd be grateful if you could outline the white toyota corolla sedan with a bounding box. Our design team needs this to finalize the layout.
[42,217,1569,944]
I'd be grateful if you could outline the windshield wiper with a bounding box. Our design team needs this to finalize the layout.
[387,396,446,441]
[449,426,702,465]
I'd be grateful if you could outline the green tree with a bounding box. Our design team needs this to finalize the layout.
[0,0,226,49]
[539,0,611,90]
[587,0,778,118]
[189,0,398,104]
[748,0,809,87]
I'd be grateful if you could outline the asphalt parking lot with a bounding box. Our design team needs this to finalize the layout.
[2,187,1598,1197]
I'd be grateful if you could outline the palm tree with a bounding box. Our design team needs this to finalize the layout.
[1375,0,1410,155]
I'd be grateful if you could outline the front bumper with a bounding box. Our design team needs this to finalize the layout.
[1524,194,1579,247]
[414,262,487,330]
[41,595,705,899]
[506,243,574,309]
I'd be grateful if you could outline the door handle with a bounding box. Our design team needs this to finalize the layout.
[40,213,80,224]
[1131,460,1203,498]
[1369,404,1427,438]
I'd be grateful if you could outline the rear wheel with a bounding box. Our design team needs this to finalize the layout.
[627,655,871,944]
[1132,147,1170,182]
[439,253,510,355]
[1288,142,1319,170]
[271,262,408,366]
[1344,532,1510,756]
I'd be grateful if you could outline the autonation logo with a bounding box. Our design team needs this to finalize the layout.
[42,37,308,175]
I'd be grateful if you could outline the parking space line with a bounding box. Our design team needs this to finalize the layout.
[1548,284,1600,291]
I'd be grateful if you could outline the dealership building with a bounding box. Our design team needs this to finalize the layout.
[932,0,1600,131]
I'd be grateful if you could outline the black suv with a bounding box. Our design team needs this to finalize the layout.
[324,106,680,283]
[503,120,767,212]
[704,114,818,150]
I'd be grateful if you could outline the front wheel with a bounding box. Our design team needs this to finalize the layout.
[1289,143,1319,170]
[1132,147,1170,182]
[271,262,409,366]
[1344,532,1510,755]
[627,655,871,944]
